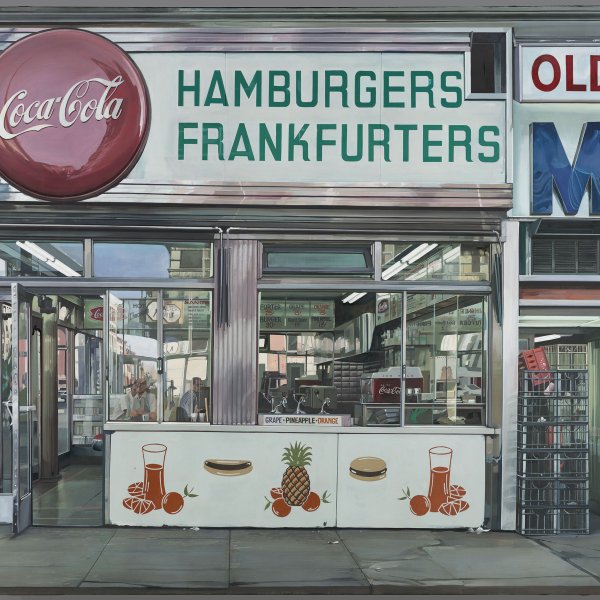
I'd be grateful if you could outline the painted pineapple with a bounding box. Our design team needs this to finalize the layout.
[281,442,312,506]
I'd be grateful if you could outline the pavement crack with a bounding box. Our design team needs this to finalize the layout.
[78,528,117,588]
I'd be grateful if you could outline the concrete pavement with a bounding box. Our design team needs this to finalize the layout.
[0,519,599,594]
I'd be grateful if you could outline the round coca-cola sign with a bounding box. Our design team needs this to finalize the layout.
[0,28,150,202]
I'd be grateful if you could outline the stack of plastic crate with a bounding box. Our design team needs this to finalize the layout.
[517,354,589,535]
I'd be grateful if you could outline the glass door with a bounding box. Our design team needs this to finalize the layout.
[11,283,34,533]
[0,299,12,521]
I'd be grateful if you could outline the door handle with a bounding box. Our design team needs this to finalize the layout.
[19,405,36,413]
[1,400,13,427]
[157,357,164,375]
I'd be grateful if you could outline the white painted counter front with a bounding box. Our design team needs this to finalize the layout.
[108,429,488,528]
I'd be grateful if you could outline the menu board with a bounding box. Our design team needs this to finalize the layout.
[260,299,334,331]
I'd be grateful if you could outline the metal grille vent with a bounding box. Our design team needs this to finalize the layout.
[532,238,599,274]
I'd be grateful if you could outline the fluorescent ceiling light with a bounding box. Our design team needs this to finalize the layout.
[382,261,408,280]
[382,243,439,280]
[534,334,563,343]
[407,243,438,264]
[16,241,81,277]
[342,292,367,304]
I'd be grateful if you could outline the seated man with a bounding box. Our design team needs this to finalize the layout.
[179,377,201,421]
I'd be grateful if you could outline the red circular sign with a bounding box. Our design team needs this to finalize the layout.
[0,28,150,202]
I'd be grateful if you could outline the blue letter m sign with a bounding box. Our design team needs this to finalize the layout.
[532,122,600,215]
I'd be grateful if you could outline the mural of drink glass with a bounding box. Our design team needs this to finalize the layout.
[399,446,469,517]
[123,443,198,515]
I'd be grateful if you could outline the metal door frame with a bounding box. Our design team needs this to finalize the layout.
[11,283,35,534]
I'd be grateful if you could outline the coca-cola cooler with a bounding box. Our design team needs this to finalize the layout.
[361,367,424,403]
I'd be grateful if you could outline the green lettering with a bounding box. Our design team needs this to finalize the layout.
[178,122,198,160]
[341,124,363,161]
[383,71,405,108]
[205,71,228,106]
[478,126,500,162]
[269,71,291,107]
[411,71,434,108]
[393,124,418,162]
[355,71,376,108]
[316,124,337,161]
[259,123,282,161]
[368,124,390,162]
[202,123,224,160]
[448,125,472,162]
[234,71,262,106]
[296,71,319,107]
[441,71,462,108]
[324,70,348,108]
[178,70,200,107]
[229,123,255,160]
[423,124,443,162]
[288,124,310,161]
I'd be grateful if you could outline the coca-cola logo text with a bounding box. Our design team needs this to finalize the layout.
[378,385,401,395]
[0,28,150,201]
[0,77,124,140]
[89,306,104,321]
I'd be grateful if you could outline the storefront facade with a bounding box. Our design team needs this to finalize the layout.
[513,42,600,523]
[0,17,514,532]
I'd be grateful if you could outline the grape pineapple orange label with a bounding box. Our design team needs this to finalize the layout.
[0,28,150,201]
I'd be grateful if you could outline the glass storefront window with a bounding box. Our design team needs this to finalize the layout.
[162,290,211,423]
[381,242,490,282]
[94,242,213,279]
[405,294,487,426]
[108,291,159,422]
[259,291,486,427]
[0,241,83,277]
[263,246,373,275]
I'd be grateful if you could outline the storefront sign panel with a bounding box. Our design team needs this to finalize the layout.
[337,434,485,527]
[0,29,150,201]
[520,46,600,102]
[109,431,338,527]
[128,52,506,186]
[108,430,484,528]
[512,102,600,217]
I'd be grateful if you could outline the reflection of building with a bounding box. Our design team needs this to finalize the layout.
[168,245,212,279]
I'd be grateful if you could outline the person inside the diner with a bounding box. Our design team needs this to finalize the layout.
[178,377,207,422]
[124,376,157,421]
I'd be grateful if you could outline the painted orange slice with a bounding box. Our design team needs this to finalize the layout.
[127,482,144,498]
[449,484,466,499]
[439,499,470,516]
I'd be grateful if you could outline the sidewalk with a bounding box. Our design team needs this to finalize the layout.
[0,519,599,594]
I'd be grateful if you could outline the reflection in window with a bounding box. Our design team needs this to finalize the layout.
[162,290,211,423]
[0,241,83,277]
[107,291,159,422]
[382,242,490,282]
[93,242,212,279]
[405,294,486,426]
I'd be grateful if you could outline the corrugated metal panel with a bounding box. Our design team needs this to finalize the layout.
[213,240,258,425]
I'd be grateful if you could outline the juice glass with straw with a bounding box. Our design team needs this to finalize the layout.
[428,446,452,512]
[142,443,167,509]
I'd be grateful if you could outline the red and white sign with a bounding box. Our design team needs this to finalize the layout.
[520,46,600,102]
[0,29,150,201]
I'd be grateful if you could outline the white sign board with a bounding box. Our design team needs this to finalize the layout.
[127,52,506,186]
[109,430,485,528]
[520,46,600,102]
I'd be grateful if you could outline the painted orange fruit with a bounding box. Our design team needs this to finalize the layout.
[127,482,144,498]
[270,487,283,500]
[271,498,291,517]
[439,499,470,516]
[302,491,321,512]
[449,484,466,499]
[409,494,431,516]
[162,492,185,515]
